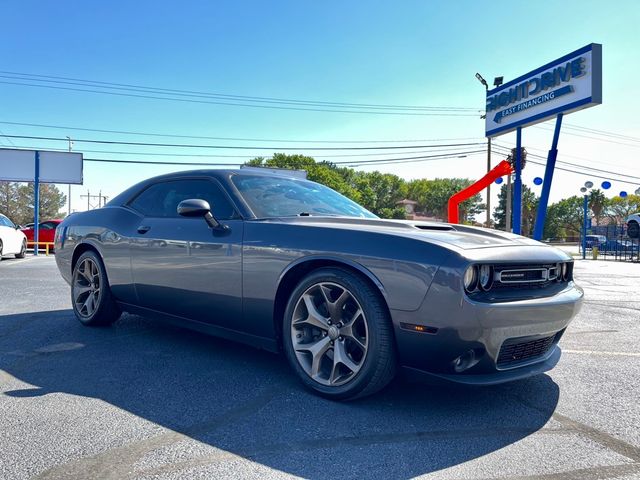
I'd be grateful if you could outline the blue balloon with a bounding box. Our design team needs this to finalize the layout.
[495,177,503,185]
[601,181,611,190]
[620,191,628,198]
[533,177,543,185]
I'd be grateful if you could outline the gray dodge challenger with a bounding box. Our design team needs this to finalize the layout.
[54,168,583,399]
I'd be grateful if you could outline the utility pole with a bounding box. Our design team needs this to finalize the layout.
[80,191,104,210]
[506,175,512,232]
[486,136,491,227]
[476,73,503,229]
[66,136,73,215]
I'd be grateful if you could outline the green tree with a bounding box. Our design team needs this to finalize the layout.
[350,171,407,218]
[407,178,484,223]
[604,194,640,224]
[493,183,538,236]
[0,182,66,226]
[543,195,584,240]
[0,181,20,221]
[246,154,361,202]
[588,189,606,225]
[244,154,408,218]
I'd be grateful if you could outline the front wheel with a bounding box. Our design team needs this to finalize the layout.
[628,221,639,239]
[283,267,396,400]
[71,251,122,326]
[15,240,26,258]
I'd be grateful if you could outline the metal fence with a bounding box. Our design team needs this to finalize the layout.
[583,224,639,262]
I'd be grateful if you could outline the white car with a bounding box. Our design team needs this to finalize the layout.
[0,213,27,260]
[628,213,640,239]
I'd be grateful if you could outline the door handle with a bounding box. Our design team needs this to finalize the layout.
[137,225,151,234]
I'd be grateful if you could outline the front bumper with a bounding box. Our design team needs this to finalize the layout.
[390,274,583,383]
[401,345,561,386]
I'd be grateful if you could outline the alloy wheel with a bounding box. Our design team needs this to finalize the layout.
[290,282,369,386]
[73,258,102,318]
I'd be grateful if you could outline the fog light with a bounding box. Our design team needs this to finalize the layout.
[452,349,480,373]
[463,265,478,292]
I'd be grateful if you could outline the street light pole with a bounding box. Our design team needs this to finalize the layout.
[582,192,588,260]
[581,181,594,260]
[475,73,492,228]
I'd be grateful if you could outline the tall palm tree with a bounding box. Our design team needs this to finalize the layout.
[589,189,606,225]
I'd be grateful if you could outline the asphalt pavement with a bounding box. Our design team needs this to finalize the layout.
[1,255,639,479]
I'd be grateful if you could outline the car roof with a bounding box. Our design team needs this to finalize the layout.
[107,168,308,207]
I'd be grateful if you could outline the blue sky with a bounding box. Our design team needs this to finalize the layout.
[1,0,639,213]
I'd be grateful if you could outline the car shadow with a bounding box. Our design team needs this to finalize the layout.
[0,309,560,479]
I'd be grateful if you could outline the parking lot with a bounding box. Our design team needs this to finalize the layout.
[1,256,639,480]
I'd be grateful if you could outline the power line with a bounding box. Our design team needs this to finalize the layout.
[527,160,640,186]
[0,134,485,151]
[0,71,479,112]
[0,79,480,117]
[493,143,640,180]
[0,143,478,159]
[495,141,633,170]
[82,149,483,168]
[330,150,486,166]
[0,120,483,144]
[532,125,640,149]
[492,144,640,184]
[563,123,640,143]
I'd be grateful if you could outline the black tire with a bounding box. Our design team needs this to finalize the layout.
[71,250,122,326]
[15,240,26,259]
[282,267,396,400]
[0,239,3,261]
[628,221,639,239]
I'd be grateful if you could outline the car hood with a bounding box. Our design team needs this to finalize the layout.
[258,216,549,251]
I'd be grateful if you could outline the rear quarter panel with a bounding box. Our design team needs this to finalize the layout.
[55,207,141,303]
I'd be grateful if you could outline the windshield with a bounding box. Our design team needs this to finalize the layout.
[231,174,377,219]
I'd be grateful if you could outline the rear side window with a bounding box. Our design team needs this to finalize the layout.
[129,179,237,220]
[0,215,9,227]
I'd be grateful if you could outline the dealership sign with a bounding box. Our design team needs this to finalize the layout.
[0,148,83,184]
[485,43,602,137]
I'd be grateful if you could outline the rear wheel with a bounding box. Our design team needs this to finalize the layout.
[628,221,639,239]
[15,240,26,258]
[283,267,396,400]
[0,239,3,261]
[71,251,121,326]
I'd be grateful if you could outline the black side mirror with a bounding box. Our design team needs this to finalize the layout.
[177,199,226,230]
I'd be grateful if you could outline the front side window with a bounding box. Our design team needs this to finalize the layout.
[231,174,377,219]
[0,215,9,227]
[129,179,237,220]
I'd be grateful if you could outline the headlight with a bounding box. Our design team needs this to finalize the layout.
[463,265,478,292]
[479,265,493,290]
[555,263,562,281]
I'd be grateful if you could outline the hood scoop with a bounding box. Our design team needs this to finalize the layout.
[413,224,456,231]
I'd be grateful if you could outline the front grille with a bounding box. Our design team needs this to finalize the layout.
[493,264,557,289]
[497,334,556,368]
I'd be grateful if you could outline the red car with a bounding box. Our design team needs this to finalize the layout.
[21,219,63,251]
